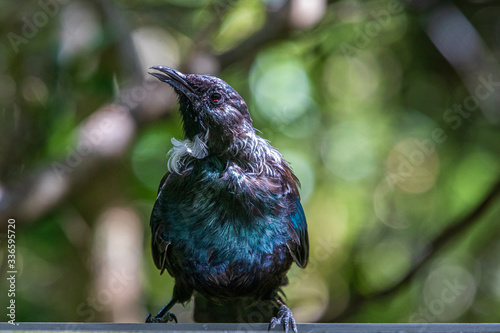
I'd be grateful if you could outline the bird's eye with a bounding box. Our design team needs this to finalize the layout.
[210,93,223,104]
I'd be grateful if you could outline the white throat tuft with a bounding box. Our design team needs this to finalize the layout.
[167,133,208,173]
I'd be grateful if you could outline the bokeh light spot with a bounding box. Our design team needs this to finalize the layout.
[250,50,311,124]
[423,263,476,321]
[322,121,377,181]
[386,137,440,193]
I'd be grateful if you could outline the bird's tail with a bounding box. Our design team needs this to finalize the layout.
[194,295,278,323]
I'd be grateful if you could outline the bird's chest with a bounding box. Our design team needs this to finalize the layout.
[167,160,286,249]
[173,219,290,298]
[170,186,284,265]
[162,161,291,295]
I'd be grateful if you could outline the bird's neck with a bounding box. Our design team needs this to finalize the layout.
[167,132,209,174]
[227,131,286,176]
[168,127,285,177]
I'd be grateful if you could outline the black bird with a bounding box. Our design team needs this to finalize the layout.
[146,66,309,333]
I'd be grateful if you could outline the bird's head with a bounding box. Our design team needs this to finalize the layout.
[149,66,253,152]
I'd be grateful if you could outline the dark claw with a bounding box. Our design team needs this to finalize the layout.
[145,312,178,323]
[268,305,297,333]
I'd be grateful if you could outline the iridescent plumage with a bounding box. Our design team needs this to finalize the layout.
[146,67,309,333]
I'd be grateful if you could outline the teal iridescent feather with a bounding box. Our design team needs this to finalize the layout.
[146,67,308,333]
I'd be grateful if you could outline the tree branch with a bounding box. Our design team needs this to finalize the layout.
[321,177,500,322]
[318,0,500,322]
[0,0,308,229]
[0,0,168,228]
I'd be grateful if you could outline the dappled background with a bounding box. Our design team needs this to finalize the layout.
[1,0,500,324]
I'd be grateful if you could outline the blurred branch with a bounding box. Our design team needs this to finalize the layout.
[408,0,500,123]
[0,0,319,229]
[319,0,500,322]
[321,177,500,322]
[96,0,143,84]
[0,0,170,228]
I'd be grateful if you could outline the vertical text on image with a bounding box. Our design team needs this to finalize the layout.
[6,218,17,325]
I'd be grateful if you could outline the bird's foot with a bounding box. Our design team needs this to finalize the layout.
[145,311,178,323]
[268,305,297,333]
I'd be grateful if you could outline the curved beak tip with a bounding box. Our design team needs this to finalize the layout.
[149,65,164,71]
[147,66,195,96]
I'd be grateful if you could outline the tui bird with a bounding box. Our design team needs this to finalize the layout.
[145,66,309,333]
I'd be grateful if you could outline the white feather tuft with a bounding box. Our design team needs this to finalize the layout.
[167,133,208,173]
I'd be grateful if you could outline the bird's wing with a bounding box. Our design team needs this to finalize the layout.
[286,196,309,268]
[150,171,172,275]
[151,223,171,275]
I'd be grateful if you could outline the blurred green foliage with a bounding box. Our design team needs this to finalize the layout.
[1,0,500,325]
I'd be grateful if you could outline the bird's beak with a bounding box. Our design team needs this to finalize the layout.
[149,66,197,100]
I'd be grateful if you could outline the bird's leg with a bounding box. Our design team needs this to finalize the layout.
[268,299,297,333]
[145,297,178,323]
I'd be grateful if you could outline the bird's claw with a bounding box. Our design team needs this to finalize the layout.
[268,305,297,333]
[145,311,178,323]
